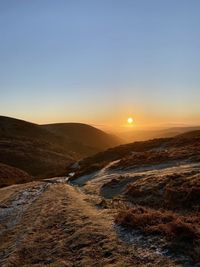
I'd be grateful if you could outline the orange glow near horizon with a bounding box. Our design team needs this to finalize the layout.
[3,110,200,135]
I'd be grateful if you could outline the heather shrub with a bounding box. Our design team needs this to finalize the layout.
[115,207,199,241]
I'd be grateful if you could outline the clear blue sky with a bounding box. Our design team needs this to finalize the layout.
[0,0,200,128]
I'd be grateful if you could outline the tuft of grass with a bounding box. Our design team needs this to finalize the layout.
[124,172,200,212]
[115,206,200,263]
[115,207,199,241]
[164,175,200,211]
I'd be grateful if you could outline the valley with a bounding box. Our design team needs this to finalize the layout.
[1,2,200,266]
[0,130,199,266]
[0,116,120,185]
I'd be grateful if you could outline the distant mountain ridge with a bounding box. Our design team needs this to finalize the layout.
[0,116,121,181]
[120,126,200,142]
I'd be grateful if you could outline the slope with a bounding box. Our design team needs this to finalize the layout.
[0,116,121,180]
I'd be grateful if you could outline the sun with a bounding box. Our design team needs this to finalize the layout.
[127,117,134,124]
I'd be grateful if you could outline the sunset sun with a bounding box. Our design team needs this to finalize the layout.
[127,117,134,124]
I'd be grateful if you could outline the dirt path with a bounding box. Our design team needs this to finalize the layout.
[0,181,179,267]
[78,161,200,199]
[0,182,49,266]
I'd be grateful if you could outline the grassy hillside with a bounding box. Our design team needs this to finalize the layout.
[0,116,121,180]
[0,163,32,188]
[71,130,200,179]
[42,123,121,153]
[69,130,200,265]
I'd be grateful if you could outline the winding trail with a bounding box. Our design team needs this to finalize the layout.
[72,160,200,202]
[0,179,178,267]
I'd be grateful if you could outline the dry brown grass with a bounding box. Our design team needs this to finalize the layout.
[74,131,200,182]
[0,163,33,188]
[2,184,161,267]
[164,173,200,211]
[115,206,200,263]
[110,141,200,171]
[124,171,200,212]
[116,207,199,239]
[165,186,200,210]
[115,206,200,266]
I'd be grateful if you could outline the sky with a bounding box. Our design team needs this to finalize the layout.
[0,0,200,130]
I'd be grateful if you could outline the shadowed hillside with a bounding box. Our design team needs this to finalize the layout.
[0,163,33,188]
[42,123,121,153]
[0,116,121,182]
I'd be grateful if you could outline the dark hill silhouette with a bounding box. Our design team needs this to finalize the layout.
[121,126,200,142]
[0,163,32,188]
[174,129,200,139]
[0,116,121,180]
[42,123,120,152]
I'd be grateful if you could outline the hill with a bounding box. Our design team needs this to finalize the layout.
[120,126,200,142]
[0,163,32,188]
[0,116,121,181]
[42,123,121,153]
[0,130,199,266]
[70,130,200,180]
[68,130,200,265]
